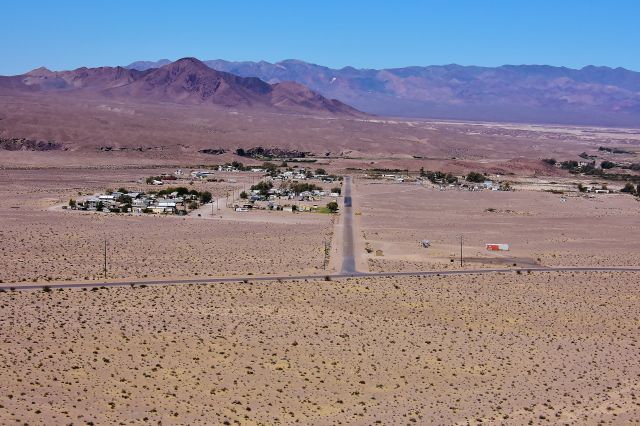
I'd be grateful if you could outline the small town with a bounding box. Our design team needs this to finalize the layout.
[64,164,342,215]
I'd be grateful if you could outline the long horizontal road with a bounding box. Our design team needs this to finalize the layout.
[2,266,639,291]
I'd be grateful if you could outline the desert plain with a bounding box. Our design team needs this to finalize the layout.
[1,112,640,424]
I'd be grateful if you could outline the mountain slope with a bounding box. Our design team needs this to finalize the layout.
[0,58,364,117]
[127,59,640,126]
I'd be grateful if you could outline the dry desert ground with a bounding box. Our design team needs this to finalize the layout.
[1,272,639,424]
[356,178,640,273]
[0,168,333,284]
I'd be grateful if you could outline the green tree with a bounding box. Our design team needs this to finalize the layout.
[331,187,342,195]
[251,181,274,196]
[68,198,76,208]
[315,168,327,175]
[239,191,248,199]
[199,191,212,204]
[118,194,133,204]
[621,182,637,194]
[465,172,485,183]
[326,201,339,213]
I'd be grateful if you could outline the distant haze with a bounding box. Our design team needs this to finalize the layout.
[126,59,640,127]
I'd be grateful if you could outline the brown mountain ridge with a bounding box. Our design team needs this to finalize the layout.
[0,58,364,117]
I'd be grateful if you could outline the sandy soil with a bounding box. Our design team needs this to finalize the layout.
[357,179,640,272]
[0,169,333,284]
[1,272,639,424]
[2,94,639,174]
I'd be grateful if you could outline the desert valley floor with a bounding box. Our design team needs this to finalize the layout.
[1,118,639,424]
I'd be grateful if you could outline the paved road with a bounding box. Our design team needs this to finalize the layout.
[2,266,638,292]
[340,176,357,274]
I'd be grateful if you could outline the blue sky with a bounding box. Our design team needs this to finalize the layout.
[2,0,639,75]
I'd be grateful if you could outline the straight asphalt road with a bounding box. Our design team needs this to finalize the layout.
[340,176,357,274]
[2,267,639,291]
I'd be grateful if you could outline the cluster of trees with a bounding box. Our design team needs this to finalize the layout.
[250,181,274,196]
[599,146,633,154]
[286,182,323,194]
[155,186,212,204]
[419,168,458,184]
[465,171,486,183]
[561,159,620,172]
[560,160,640,185]
[560,160,582,170]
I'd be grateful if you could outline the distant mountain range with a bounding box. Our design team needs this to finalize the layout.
[0,58,362,117]
[126,59,640,126]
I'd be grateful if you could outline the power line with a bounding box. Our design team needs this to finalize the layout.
[104,239,108,280]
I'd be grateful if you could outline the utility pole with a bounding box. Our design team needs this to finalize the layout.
[103,239,108,280]
[323,239,329,270]
[460,235,463,267]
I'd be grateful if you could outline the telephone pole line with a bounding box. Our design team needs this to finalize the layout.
[104,239,108,280]
[323,239,330,270]
[460,235,463,267]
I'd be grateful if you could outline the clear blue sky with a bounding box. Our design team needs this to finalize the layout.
[2,0,639,75]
